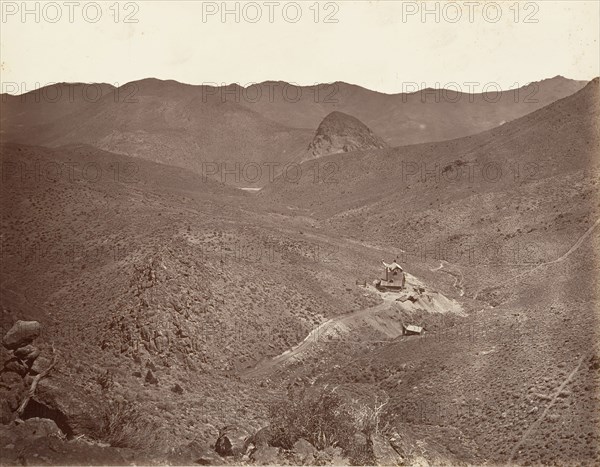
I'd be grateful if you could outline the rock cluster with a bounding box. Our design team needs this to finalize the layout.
[1,320,46,424]
[1,320,93,436]
[208,424,405,465]
[1,320,135,464]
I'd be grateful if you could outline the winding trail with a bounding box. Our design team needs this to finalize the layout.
[473,217,600,300]
[432,260,465,297]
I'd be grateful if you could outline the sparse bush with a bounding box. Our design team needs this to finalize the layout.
[346,396,393,465]
[96,399,159,450]
[349,395,390,437]
[95,369,114,391]
[268,385,356,451]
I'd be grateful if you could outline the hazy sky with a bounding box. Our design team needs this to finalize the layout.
[1,1,599,94]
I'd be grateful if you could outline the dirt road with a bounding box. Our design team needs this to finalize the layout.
[242,298,395,379]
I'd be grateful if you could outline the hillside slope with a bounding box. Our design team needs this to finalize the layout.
[251,78,600,465]
[1,77,587,187]
[0,142,406,453]
[260,78,600,277]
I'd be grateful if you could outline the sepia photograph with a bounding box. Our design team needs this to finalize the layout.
[0,1,599,465]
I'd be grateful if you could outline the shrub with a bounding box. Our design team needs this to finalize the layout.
[349,395,391,437]
[268,385,356,451]
[96,399,159,450]
[95,369,114,391]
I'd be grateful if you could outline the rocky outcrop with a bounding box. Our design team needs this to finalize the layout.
[0,320,131,464]
[35,377,101,435]
[0,320,96,437]
[308,111,388,157]
[212,424,409,466]
[0,320,46,425]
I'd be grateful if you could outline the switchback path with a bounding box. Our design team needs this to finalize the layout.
[432,260,465,297]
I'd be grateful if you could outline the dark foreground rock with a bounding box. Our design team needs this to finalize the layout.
[215,425,252,457]
[34,377,102,436]
[13,344,40,362]
[2,321,41,350]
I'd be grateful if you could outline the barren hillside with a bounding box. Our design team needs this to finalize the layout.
[1,77,587,188]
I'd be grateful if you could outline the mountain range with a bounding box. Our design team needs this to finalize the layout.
[1,76,587,186]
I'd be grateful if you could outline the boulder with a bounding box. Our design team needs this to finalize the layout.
[2,321,41,350]
[292,438,316,464]
[35,378,102,436]
[250,446,279,465]
[0,371,26,420]
[246,425,272,450]
[14,345,40,363]
[145,369,158,385]
[4,358,28,376]
[0,370,25,389]
[4,390,22,413]
[30,355,52,375]
[388,431,406,459]
[372,434,403,466]
[194,448,225,466]
[14,417,63,438]
[215,425,252,457]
